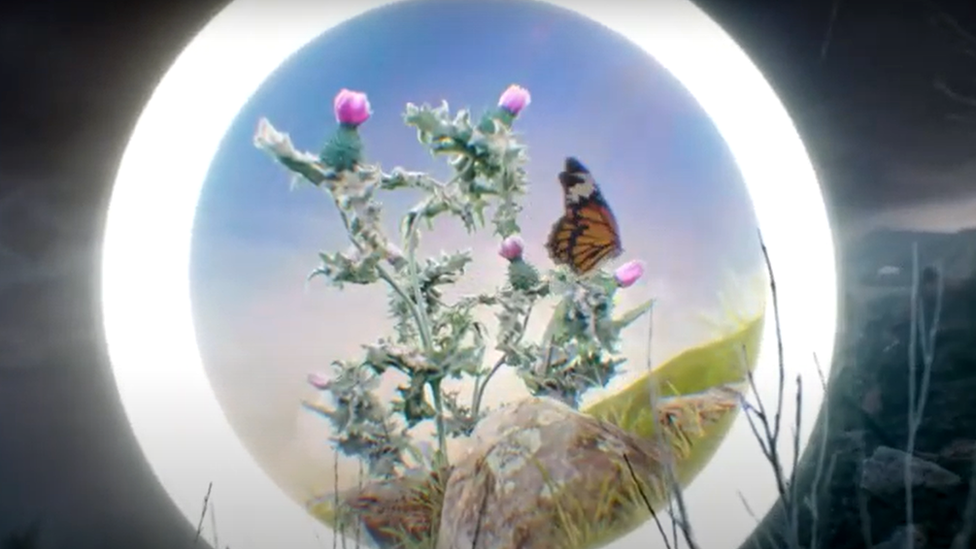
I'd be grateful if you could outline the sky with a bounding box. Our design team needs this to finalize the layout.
[4,0,976,548]
[189,0,765,515]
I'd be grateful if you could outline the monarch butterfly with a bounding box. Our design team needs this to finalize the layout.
[545,157,623,275]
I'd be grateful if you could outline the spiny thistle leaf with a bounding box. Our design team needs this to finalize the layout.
[257,88,654,486]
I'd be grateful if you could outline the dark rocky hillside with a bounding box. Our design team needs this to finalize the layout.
[742,229,976,549]
[844,228,976,289]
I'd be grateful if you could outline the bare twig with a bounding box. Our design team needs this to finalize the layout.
[209,499,219,549]
[644,306,700,549]
[805,355,832,549]
[671,502,679,549]
[649,304,683,549]
[904,244,920,530]
[820,0,844,61]
[915,260,943,432]
[759,232,787,450]
[949,451,976,549]
[736,231,800,549]
[905,243,944,546]
[192,482,213,546]
[738,363,801,549]
[933,9,976,49]
[790,375,802,546]
[642,298,680,549]
[934,79,976,109]
[735,232,843,549]
[855,448,874,548]
[737,491,780,549]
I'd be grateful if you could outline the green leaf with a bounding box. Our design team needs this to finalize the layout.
[308,249,381,287]
[540,296,572,348]
[403,101,454,144]
[392,376,436,427]
[613,298,656,331]
[276,156,333,185]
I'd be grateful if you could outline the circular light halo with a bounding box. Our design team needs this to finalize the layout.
[101,1,836,548]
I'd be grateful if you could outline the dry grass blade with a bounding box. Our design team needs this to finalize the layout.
[209,499,219,549]
[193,482,213,546]
[790,374,802,545]
[334,451,343,549]
[643,306,700,549]
[470,480,491,549]
[737,491,779,549]
[622,454,672,549]
[805,355,833,549]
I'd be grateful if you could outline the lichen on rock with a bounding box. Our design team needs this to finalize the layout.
[437,397,671,549]
[319,384,746,549]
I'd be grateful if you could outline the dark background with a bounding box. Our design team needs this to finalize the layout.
[4,0,976,547]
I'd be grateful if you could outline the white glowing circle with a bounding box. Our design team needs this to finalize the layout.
[100,0,836,548]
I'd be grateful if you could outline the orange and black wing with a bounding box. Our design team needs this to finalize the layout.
[545,157,623,275]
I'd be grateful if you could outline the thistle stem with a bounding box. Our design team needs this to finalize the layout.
[403,214,445,462]
[429,380,449,470]
[332,198,431,357]
[471,301,534,418]
[376,266,427,340]
[404,216,435,354]
[472,357,506,420]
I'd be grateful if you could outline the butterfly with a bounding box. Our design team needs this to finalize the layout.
[545,157,623,275]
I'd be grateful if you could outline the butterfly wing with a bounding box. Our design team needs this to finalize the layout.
[568,201,623,274]
[546,215,576,266]
[545,157,623,275]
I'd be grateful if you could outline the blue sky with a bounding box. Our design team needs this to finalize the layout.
[189,0,764,511]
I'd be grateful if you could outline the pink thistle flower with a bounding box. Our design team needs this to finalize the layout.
[498,84,531,116]
[614,260,645,288]
[333,89,371,127]
[499,235,525,261]
[307,372,330,390]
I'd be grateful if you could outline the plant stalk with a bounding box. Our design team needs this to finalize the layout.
[403,214,445,462]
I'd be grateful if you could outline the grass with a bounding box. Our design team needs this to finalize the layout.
[306,313,764,548]
[309,466,449,549]
[585,313,764,485]
[215,246,976,549]
[530,453,660,549]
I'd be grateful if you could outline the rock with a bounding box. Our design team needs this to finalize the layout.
[861,384,884,415]
[860,445,962,496]
[436,397,672,549]
[839,429,869,450]
[938,438,976,462]
[317,385,743,549]
[873,524,926,549]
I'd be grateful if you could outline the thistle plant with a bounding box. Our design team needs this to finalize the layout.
[253,84,655,480]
